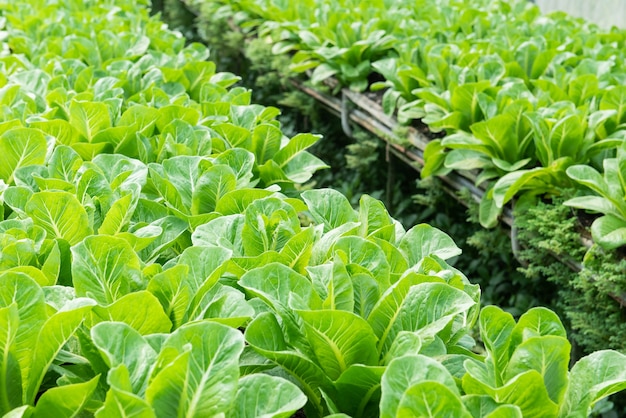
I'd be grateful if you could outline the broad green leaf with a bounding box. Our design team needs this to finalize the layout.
[383,331,422,366]
[89,291,172,335]
[76,168,111,208]
[273,133,321,167]
[368,273,431,344]
[333,236,390,288]
[245,312,332,416]
[551,114,584,160]
[282,151,328,183]
[352,272,380,320]
[279,227,317,273]
[191,214,245,255]
[146,322,244,417]
[153,156,204,213]
[28,120,80,147]
[468,114,516,161]
[600,85,626,132]
[381,355,459,418]
[484,405,523,418]
[310,63,338,85]
[308,258,354,312]
[444,149,492,171]
[241,197,300,256]
[91,322,157,395]
[118,105,158,137]
[117,225,162,253]
[251,124,282,164]
[421,139,449,178]
[25,191,92,245]
[479,306,515,386]
[71,143,113,161]
[156,105,200,132]
[5,267,50,288]
[96,369,155,418]
[69,100,111,141]
[0,128,48,184]
[137,216,188,263]
[171,246,230,295]
[214,189,275,215]
[358,194,393,239]
[2,405,32,418]
[213,148,255,188]
[505,336,570,404]
[189,283,253,328]
[32,376,99,418]
[333,365,385,417]
[72,236,143,305]
[2,187,33,219]
[0,304,21,414]
[399,224,461,266]
[92,154,147,191]
[509,307,566,349]
[0,272,49,405]
[563,196,618,218]
[25,301,94,404]
[492,161,569,208]
[240,262,322,316]
[301,189,358,232]
[566,165,608,197]
[396,382,472,418]
[462,395,509,418]
[479,187,500,229]
[233,374,307,418]
[372,237,409,283]
[191,164,236,215]
[295,309,378,380]
[227,252,290,279]
[560,350,626,417]
[147,265,190,330]
[310,221,360,266]
[493,371,559,418]
[98,184,140,235]
[463,366,558,418]
[46,145,82,184]
[590,215,626,249]
[370,281,475,356]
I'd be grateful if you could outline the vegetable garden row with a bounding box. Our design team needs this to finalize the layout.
[187,0,626,233]
[176,0,626,356]
[183,0,626,241]
[0,0,625,417]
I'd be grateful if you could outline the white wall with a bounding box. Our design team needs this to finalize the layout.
[534,0,626,29]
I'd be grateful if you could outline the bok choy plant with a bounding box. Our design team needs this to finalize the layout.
[1,0,626,416]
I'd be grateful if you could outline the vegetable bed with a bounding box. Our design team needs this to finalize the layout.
[182,0,626,247]
[0,0,625,417]
[177,0,626,354]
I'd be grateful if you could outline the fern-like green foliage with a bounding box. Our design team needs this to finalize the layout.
[515,193,626,354]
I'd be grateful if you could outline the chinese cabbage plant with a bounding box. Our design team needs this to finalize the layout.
[0,0,625,417]
[565,142,626,249]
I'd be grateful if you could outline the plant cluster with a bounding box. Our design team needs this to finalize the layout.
[178,0,626,360]
[1,0,626,417]
[188,0,626,250]
[165,0,536,322]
